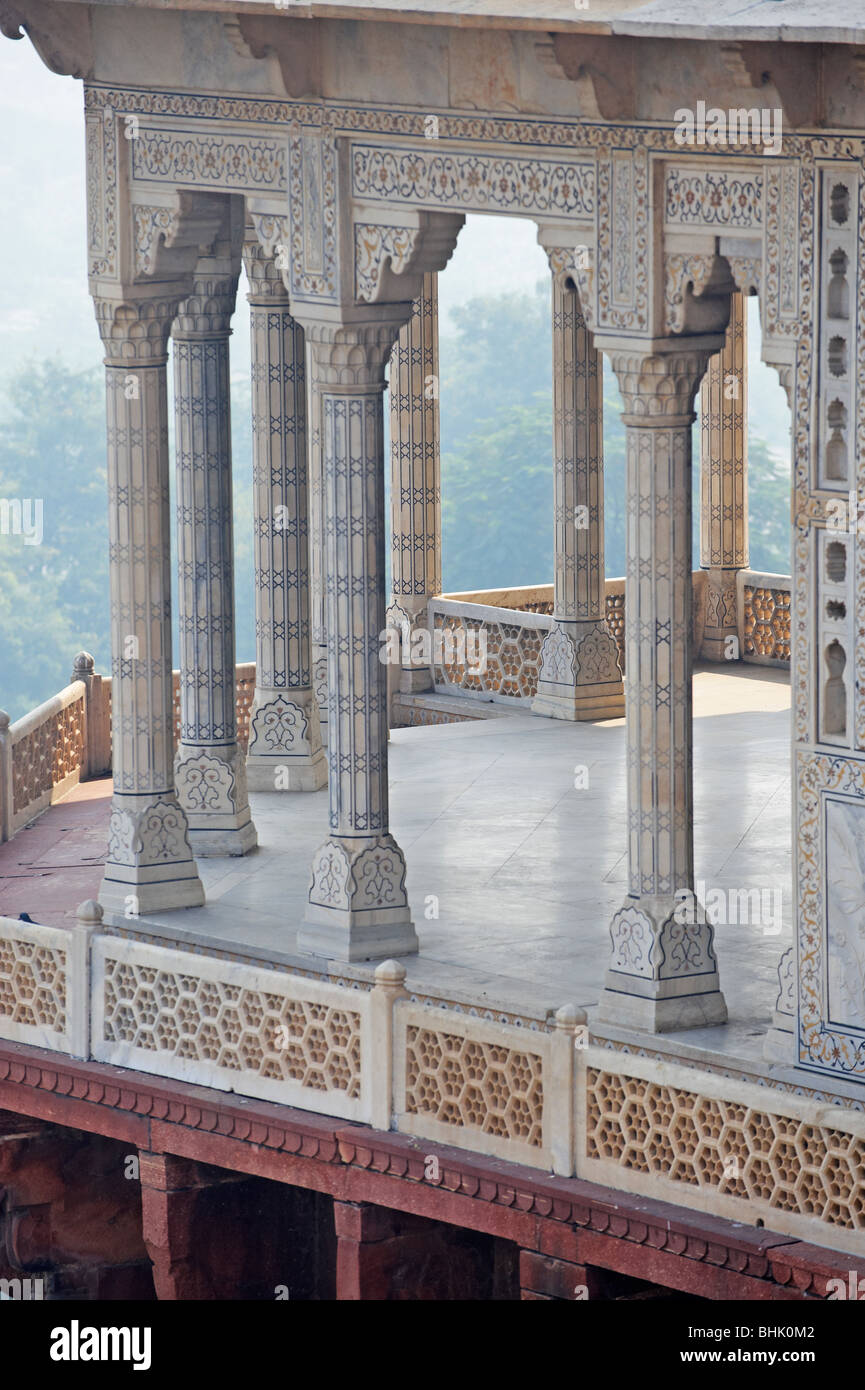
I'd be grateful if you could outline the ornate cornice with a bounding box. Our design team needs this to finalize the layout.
[1,0,92,80]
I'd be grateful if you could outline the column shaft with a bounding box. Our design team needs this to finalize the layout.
[700,291,748,660]
[598,349,726,1032]
[307,351,329,746]
[172,276,257,854]
[244,238,325,791]
[298,323,418,962]
[533,277,623,720]
[94,297,204,916]
[387,273,441,694]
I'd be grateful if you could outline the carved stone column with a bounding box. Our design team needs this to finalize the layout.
[307,351,329,747]
[700,291,748,660]
[387,273,441,694]
[598,347,727,1032]
[94,296,205,916]
[534,272,623,720]
[296,322,418,962]
[243,236,326,791]
[172,272,257,855]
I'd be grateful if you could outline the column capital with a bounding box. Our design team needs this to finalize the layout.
[93,295,183,365]
[606,343,716,424]
[172,273,238,338]
[243,234,290,305]
[303,319,408,391]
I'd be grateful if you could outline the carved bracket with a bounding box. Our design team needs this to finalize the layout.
[353,212,463,305]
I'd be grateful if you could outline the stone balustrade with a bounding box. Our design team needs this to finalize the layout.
[0,904,860,1257]
[0,655,108,842]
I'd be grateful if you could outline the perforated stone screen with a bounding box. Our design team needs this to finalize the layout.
[93,938,368,1120]
[0,921,69,1051]
[586,1065,865,1238]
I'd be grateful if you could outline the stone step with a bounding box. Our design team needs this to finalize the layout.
[390,690,528,727]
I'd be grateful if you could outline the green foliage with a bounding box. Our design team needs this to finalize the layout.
[438,283,791,589]
[744,436,792,575]
[0,357,256,720]
[0,358,109,718]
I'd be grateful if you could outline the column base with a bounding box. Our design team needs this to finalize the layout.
[99,793,205,917]
[246,754,327,793]
[298,917,419,963]
[188,814,258,858]
[174,744,258,857]
[596,897,728,1033]
[699,569,741,662]
[764,1016,795,1066]
[532,682,624,721]
[297,835,419,962]
[597,976,728,1032]
[533,621,623,722]
[245,689,327,792]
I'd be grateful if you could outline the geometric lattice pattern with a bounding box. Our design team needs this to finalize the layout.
[587,1068,865,1231]
[605,591,626,670]
[433,613,544,699]
[234,667,256,752]
[102,958,361,1097]
[743,584,791,661]
[405,1024,543,1146]
[11,694,85,816]
[0,936,66,1032]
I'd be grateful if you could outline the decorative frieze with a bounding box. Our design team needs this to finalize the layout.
[351,143,596,218]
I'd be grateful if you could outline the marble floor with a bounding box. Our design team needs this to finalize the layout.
[0,664,792,1069]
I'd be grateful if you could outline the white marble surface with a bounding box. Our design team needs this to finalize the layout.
[139,664,792,1068]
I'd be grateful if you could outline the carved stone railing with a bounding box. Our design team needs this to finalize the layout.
[0,657,259,843]
[0,651,112,842]
[5,682,87,837]
[0,905,861,1257]
[429,577,680,700]
[429,595,550,703]
[738,570,792,667]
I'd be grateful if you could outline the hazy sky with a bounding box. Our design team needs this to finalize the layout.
[0,33,789,451]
